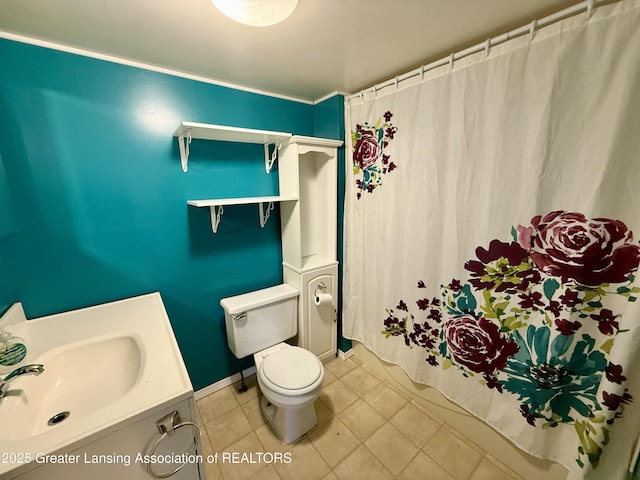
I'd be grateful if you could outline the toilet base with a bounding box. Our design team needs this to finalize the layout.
[260,395,317,444]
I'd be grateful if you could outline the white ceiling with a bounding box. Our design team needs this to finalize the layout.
[0,0,583,102]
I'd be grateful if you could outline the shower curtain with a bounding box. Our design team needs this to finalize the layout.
[342,1,640,478]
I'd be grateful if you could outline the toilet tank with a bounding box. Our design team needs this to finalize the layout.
[221,284,299,359]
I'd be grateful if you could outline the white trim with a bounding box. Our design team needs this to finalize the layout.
[194,366,257,400]
[313,91,348,105]
[337,348,354,360]
[0,31,317,105]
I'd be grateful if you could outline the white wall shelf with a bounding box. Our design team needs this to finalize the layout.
[187,195,297,233]
[174,122,292,173]
[174,119,344,359]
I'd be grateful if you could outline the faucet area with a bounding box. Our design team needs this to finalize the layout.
[0,293,198,479]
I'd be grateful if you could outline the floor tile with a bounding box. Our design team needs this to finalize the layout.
[333,445,394,480]
[324,358,359,378]
[309,417,360,467]
[409,398,444,425]
[247,464,282,480]
[198,386,240,423]
[200,427,214,457]
[196,403,205,426]
[205,406,253,451]
[484,455,524,480]
[240,396,267,430]
[389,401,441,447]
[470,458,520,480]
[319,379,359,414]
[204,458,224,480]
[194,354,535,480]
[337,399,385,442]
[443,424,484,455]
[397,451,454,480]
[254,423,292,454]
[314,397,335,426]
[341,366,381,397]
[362,383,408,419]
[217,433,269,480]
[322,368,338,387]
[364,422,419,475]
[424,426,483,480]
[274,439,331,480]
[231,374,260,405]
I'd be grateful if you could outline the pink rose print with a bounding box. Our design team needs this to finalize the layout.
[351,112,398,198]
[517,211,640,286]
[353,129,379,169]
[444,316,518,375]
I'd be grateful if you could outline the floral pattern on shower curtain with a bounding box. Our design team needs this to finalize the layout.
[352,112,398,198]
[381,211,638,470]
[342,1,640,478]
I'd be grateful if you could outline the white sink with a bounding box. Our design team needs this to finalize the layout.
[0,293,193,478]
[0,334,142,440]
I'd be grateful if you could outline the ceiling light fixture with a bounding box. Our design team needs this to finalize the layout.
[211,0,298,27]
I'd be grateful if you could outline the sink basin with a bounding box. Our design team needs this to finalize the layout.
[0,293,193,478]
[0,334,142,440]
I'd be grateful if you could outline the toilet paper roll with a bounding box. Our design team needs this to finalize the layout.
[314,293,332,307]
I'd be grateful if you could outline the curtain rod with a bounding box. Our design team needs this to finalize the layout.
[347,0,616,102]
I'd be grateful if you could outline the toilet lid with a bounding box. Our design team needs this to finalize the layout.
[261,346,322,390]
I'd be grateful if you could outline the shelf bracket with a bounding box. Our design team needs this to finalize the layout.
[178,130,192,172]
[209,205,224,233]
[258,201,275,228]
[264,143,281,173]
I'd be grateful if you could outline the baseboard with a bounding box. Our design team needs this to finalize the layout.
[195,349,354,399]
[337,348,354,360]
[194,366,257,400]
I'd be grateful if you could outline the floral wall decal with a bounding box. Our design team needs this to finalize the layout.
[351,111,398,199]
[382,211,640,471]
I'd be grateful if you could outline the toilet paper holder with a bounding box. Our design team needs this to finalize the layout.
[313,282,327,297]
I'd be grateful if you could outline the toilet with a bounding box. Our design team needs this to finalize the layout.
[221,284,324,444]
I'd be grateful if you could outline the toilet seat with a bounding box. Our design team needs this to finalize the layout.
[259,346,323,395]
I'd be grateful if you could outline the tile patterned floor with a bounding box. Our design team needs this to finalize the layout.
[196,356,523,480]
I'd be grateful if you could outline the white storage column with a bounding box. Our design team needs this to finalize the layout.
[278,136,342,361]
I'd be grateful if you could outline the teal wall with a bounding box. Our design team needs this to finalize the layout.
[0,38,343,390]
[0,151,18,313]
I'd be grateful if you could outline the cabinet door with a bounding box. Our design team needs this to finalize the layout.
[14,400,202,480]
[305,273,337,361]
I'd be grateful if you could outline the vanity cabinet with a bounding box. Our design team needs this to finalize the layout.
[9,398,202,480]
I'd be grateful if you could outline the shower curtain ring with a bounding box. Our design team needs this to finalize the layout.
[586,0,594,19]
[529,20,537,40]
[449,53,454,70]
[484,38,491,57]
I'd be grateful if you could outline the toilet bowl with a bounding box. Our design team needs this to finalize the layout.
[254,343,324,443]
[220,284,325,444]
